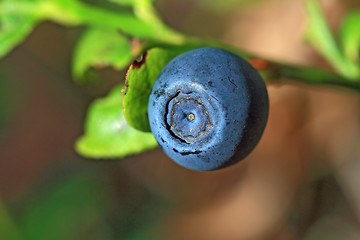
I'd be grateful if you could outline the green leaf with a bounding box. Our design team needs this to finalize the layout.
[341,10,360,63]
[0,0,82,58]
[305,0,359,80]
[72,28,134,82]
[20,174,112,240]
[122,47,183,132]
[0,200,21,240]
[0,0,40,58]
[76,84,157,158]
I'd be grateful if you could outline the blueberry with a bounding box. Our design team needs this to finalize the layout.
[148,47,269,171]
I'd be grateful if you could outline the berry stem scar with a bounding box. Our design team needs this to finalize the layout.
[188,113,195,121]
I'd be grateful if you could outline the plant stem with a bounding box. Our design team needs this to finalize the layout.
[270,64,360,92]
[38,1,186,45]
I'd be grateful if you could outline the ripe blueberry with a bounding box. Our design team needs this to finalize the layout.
[148,47,269,171]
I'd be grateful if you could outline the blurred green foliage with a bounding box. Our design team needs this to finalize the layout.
[197,0,264,13]
[109,0,154,7]
[305,0,359,80]
[0,0,38,58]
[341,10,360,64]
[0,200,21,240]
[0,171,165,239]
[0,174,111,240]
[19,174,112,240]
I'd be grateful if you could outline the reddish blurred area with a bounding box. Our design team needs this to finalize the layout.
[1,0,360,239]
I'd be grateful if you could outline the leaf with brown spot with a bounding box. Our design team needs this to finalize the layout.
[122,47,183,132]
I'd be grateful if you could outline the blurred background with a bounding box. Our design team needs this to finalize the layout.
[1,0,360,239]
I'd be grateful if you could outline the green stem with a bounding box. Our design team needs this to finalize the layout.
[271,64,360,92]
[39,1,186,45]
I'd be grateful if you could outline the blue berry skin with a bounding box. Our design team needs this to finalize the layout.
[148,47,269,171]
